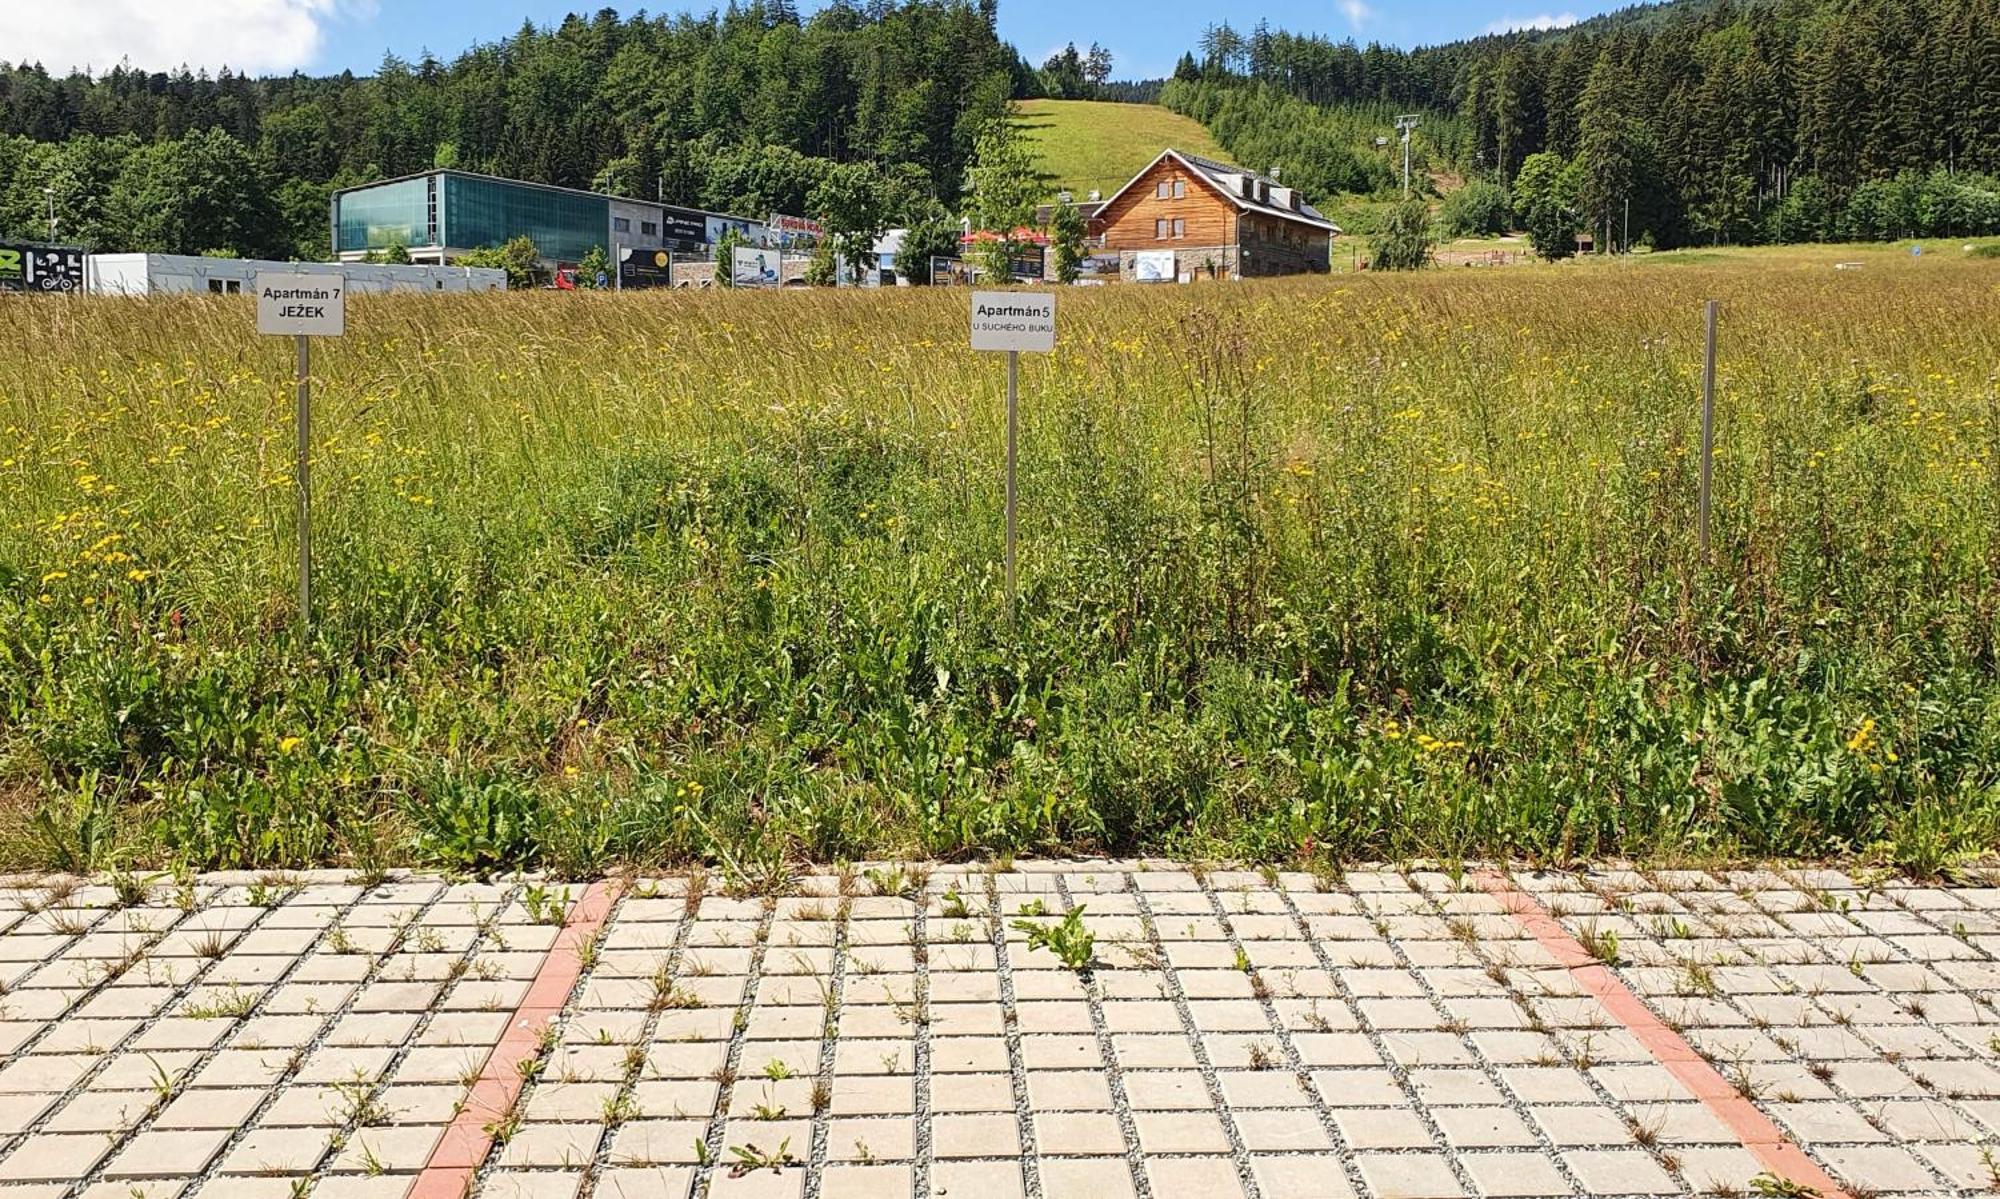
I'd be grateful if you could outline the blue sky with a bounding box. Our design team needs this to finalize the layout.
[4,0,1594,81]
[313,0,1593,79]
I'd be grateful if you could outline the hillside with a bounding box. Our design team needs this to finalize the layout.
[1015,99,1227,200]
[1170,0,2000,249]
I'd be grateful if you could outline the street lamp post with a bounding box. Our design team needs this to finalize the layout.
[42,186,57,243]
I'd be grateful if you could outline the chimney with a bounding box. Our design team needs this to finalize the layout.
[1087,189,1101,201]
[1269,166,1282,181]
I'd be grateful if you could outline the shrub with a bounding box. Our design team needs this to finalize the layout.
[456,235,540,287]
[1371,197,1435,270]
[1437,179,1511,238]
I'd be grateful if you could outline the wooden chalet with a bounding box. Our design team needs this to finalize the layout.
[1075,149,1341,281]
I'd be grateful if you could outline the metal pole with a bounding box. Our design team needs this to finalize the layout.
[296,334,312,628]
[1699,300,1717,557]
[1403,134,1411,196]
[1005,349,1018,621]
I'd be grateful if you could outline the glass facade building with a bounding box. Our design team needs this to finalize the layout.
[334,171,610,262]
[332,170,766,265]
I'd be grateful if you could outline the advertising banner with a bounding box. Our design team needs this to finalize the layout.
[619,247,673,288]
[0,243,84,293]
[1009,251,1046,282]
[658,207,708,247]
[709,215,767,248]
[768,213,823,248]
[731,245,780,287]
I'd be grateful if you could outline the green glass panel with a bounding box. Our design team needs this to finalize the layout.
[336,177,431,252]
[443,175,607,262]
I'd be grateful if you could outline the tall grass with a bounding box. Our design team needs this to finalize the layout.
[4,253,1998,874]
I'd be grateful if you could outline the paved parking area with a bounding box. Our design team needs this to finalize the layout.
[0,863,1993,1199]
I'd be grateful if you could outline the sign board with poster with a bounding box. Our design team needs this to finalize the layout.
[1078,252,1119,278]
[731,245,780,288]
[1131,249,1177,283]
[0,243,84,293]
[619,247,673,289]
[930,258,972,286]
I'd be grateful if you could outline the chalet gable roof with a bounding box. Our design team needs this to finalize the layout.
[1097,149,1342,235]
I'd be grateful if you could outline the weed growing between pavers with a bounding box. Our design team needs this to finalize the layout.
[6,261,2000,873]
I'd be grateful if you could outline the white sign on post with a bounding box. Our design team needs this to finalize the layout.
[256,272,345,337]
[970,291,1055,353]
[970,291,1057,627]
[254,271,345,630]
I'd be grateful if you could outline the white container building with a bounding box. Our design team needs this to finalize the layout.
[85,254,506,296]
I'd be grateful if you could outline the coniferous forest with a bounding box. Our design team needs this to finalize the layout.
[0,2,1028,259]
[1167,0,2000,248]
[2,0,1998,257]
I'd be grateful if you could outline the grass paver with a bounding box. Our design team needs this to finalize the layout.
[5,864,2000,1198]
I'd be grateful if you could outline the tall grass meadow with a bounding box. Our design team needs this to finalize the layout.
[3,252,1998,876]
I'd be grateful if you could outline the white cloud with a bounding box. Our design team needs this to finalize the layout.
[0,0,360,75]
[1339,0,1377,27]
[1484,12,1580,34]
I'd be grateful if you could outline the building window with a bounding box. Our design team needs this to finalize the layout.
[613,216,631,233]
[641,220,658,237]
[1155,218,1169,239]
[1173,179,1186,199]
[1155,180,1169,199]
[206,278,242,294]
[1173,218,1186,239]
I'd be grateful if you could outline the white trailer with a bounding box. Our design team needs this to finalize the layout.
[85,254,506,296]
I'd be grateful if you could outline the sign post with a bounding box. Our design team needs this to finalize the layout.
[1699,299,1717,557]
[256,271,346,631]
[969,290,1056,621]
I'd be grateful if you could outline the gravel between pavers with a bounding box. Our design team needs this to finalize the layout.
[0,862,1995,1199]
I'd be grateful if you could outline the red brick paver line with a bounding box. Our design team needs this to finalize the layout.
[409,878,622,1199]
[1479,870,1852,1199]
